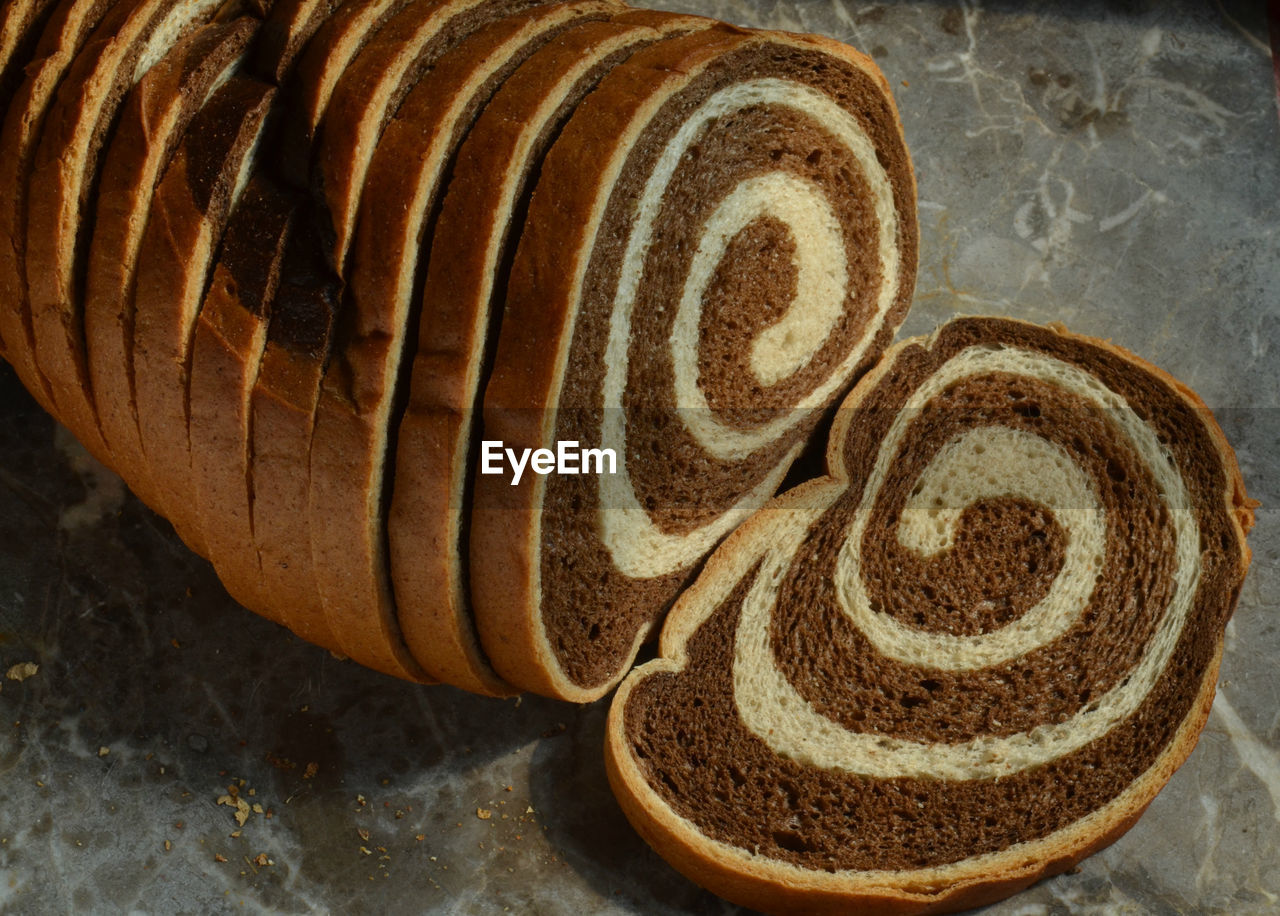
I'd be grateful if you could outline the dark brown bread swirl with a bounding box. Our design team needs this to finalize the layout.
[473,23,918,700]
[606,316,1255,916]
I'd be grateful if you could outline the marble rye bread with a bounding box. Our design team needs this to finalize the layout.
[606,316,1255,916]
[472,23,919,700]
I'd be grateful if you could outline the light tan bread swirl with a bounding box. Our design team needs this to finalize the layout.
[473,24,918,701]
[606,317,1255,916]
[389,7,710,696]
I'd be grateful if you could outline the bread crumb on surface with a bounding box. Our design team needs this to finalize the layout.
[98,747,110,757]
[6,662,38,682]
[476,808,492,820]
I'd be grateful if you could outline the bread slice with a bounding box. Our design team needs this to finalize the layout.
[471,25,919,700]
[248,221,349,655]
[132,75,274,553]
[25,0,228,462]
[304,0,620,682]
[312,0,566,275]
[0,0,120,417]
[188,173,295,621]
[251,0,341,84]
[388,8,706,695]
[605,316,1256,916]
[83,18,256,516]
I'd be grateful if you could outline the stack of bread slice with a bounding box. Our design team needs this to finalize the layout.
[0,0,919,698]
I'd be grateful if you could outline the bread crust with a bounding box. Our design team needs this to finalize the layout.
[83,18,255,516]
[26,0,226,464]
[242,0,407,654]
[188,174,294,621]
[0,0,119,417]
[0,0,58,119]
[604,316,1255,915]
[472,25,916,700]
[132,75,274,554]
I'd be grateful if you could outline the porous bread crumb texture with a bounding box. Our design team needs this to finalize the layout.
[616,318,1250,892]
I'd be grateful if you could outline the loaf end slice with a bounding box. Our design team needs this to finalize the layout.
[606,316,1255,916]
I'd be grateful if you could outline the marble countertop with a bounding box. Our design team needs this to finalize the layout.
[1,1,1276,913]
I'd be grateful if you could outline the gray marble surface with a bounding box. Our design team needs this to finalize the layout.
[1,1,1277,913]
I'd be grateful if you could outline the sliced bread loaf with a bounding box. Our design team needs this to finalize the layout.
[605,316,1255,916]
[83,18,256,515]
[26,0,229,461]
[132,75,274,552]
[389,8,708,694]
[472,24,918,700]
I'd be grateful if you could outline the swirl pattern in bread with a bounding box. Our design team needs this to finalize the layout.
[606,316,1254,916]
[473,23,919,700]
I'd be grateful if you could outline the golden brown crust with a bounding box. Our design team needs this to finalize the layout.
[132,76,274,555]
[83,18,255,517]
[26,0,223,466]
[604,315,1253,915]
[0,0,118,417]
[188,175,294,622]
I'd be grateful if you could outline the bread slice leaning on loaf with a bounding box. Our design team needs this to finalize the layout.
[606,316,1256,916]
[472,23,918,701]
